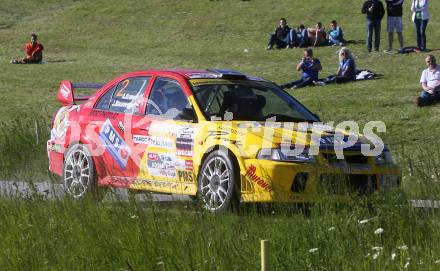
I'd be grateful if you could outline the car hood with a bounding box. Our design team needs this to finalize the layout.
[205,121,377,157]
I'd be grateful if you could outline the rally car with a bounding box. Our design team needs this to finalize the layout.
[47,69,401,212]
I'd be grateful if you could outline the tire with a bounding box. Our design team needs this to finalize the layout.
[198,150,240,213]
[63,144,102,200]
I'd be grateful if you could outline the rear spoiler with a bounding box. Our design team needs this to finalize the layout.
[57,80,104,105]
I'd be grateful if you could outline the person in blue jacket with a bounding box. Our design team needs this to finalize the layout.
[316,47,356,85]
[280,48,322,89]
[297,24,309,47]
[328,20,345,46]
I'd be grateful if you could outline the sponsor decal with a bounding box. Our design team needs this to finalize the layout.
[176,149,193,157]
[60,83,70,99]
[207,130,230,138]
[185,160,193,170]
[99,119,131,169]
[176,126,196,157]
[117,121,125,132]
[50,106,78,140]
[133,135,174,149]
[47,143,62,153]
[111,100,132,108]
[147,152,177,178]
[133,179,178,190]
[245,165,273,192]
[119,93,139,100]
[177,170,194,183]
[149,122,177,138]
[89,111,118,118]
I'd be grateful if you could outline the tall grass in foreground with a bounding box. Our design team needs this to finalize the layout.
[0,117,49,180]
[0,193,438,270]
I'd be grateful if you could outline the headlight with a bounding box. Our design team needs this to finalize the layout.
[257,148,316,163]
[375,150,394,165]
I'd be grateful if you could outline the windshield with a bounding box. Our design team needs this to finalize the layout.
[190,79,319,122]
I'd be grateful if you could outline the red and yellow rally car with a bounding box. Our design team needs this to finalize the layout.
[48,69,401,212]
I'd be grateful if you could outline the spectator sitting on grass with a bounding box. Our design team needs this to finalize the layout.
[266,18,296,50]
[296,24,309,47]
[328,20,345,46]
[315,47,356,85]
[280,48,322,89]
[417,54,440,106]
[308,22,327,47]
[10,34,44,64]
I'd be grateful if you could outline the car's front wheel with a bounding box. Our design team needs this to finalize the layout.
[198,150,239,212]
[63,144,101,200]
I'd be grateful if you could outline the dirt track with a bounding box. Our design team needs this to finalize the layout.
[0,180,191,202]
[0,180,438,209]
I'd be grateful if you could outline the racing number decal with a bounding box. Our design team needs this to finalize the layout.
[115,79,130,97]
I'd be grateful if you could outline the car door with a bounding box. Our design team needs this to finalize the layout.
[133,76,199,194]
[92,76,151,184]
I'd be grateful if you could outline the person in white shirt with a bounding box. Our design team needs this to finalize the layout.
[417,55,440,106]
[411,0,429,51]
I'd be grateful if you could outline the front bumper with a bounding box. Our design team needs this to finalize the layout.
[240,158,401,203]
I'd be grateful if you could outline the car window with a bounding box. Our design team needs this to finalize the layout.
[106,77,150,114]
[191,80,319,122]
[146,77,195,121]
[95,85,116,110]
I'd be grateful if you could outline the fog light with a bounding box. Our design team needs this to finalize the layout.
[292,173,308,192]
[380,175,400,190]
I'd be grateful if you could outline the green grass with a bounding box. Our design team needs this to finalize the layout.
[1,0,440,269]
[2,0,440,194]
[0,194,440,270]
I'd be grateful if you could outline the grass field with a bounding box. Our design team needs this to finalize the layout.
[0,194,439,270]
[1,0,440,269]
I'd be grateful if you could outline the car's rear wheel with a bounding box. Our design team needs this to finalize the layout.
[198,150,239,213]
[63,144,102,200]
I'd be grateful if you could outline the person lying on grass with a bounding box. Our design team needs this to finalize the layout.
[10,33,44,64]
[314,47,356,85]
[280,48,322,89]
[416,54,440,106]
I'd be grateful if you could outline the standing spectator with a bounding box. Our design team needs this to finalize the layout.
[362,0,385,52]
[297,24,309,48]
[10,33,44,64]
[385,0,404,53]
[280,48,322,89]
[266,18,296,50]
[417,55,440,106]
[411,0,429,51]
[328,20,345,46]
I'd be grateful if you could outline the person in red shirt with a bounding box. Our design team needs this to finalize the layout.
[11,34,44,64]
